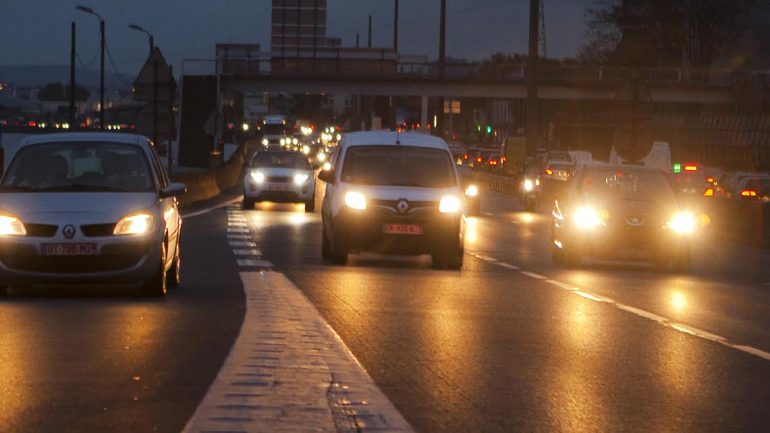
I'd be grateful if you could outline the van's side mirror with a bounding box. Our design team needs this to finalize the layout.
[318,170,335,184]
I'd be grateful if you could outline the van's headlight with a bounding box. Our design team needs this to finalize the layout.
[114,212,154,236]
[250,171,265,184]
[293,138,299,145]
[294,173,310,185]
[465,184,479,197]
[344,191,367,210]
[668,211,696,235]
[261,138,268,146]
[302,145,311,155]
[523,178,535,192]
[0,214,26,236]
[439,195,462,213]
[280,138,286,146]
[573,206,606,229]
[317,151,327,162]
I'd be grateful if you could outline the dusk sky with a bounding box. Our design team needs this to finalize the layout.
[0,0,593,78]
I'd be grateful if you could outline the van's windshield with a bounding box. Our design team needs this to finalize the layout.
[341,145,457,188]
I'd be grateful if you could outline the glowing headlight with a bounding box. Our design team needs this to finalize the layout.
[294,173,310,185]
[573,206,605,229]
[292,138,299,145]
[114,212,154,236]
[439,195,462,213]
[523,179,534,192]
[668,211,696,235]
[250,171,266,184]
[317,152,327,162]
[344,191,367,210]
[261,138,269,146]
[322,162,332,171]
[302,145,311,155]
[280,138,286,146]
[465,184,479,197]
[0,215,26,236]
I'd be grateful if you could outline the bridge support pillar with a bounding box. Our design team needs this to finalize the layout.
[421,96,429,132]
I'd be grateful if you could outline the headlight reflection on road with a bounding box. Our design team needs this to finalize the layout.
[465,217,478,244]
[670,291,688,312]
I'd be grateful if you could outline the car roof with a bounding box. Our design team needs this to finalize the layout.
[340,131,449,150]
[582,163,664,173]
[19,132,147,147]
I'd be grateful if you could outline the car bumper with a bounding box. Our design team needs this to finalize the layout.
[558,226,690,261]
[243,180,314,202]
[0,236,162,286]
[330,208,463,255]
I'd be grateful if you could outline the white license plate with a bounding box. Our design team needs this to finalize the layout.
[383,224,423,235]
[44,243,98,256]
[267,184,291,191]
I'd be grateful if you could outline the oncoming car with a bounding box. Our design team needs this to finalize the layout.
[552,164,695,271]
[319,132,465,269]
[0,133,186,296]
[243,151,316,212]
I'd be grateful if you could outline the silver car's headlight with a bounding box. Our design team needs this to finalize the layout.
[261,138,269,146]
[465,185,479,197]
[668,211,696,235]
[114,212,154,236]
[0,214,27,236]
[250,171,265,184]
[523,178,534,192]
[294,173,310,185]
[439,195,462,213]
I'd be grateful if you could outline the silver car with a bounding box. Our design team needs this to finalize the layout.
[0,133,185,296]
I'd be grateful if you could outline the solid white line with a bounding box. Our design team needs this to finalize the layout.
[520,271,547,280]
[495,262,520,270]
[615,304,668,324]
[182,196,243,219]
[229,241,257,247]
[732,345,770,361]
[573,291,607,302]
[545,279,577,291]
[668,323,727,343]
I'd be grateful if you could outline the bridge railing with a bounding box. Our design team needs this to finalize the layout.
[181,57,768,88]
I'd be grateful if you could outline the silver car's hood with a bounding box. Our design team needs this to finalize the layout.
[0,192,159,224]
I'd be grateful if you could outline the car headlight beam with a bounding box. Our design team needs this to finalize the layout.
[294,173,310,185]
[0,215,27,236]
[344,191,367,210]
[250,171,265,184]
[465,184,479,197]
[439,195,462,213]
[523,179,534,192]
[668,211,696,235]
[573,206,605,229]
[114,212,154,236]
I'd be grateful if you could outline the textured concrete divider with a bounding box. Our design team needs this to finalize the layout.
[174,140,257,207]
[475,171,518,195]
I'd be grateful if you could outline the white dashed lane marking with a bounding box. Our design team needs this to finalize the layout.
[233,249,262,256]
[229,241,257,248]
[472,252,770,363]
[226,234,251,240]
[237,259,274,268]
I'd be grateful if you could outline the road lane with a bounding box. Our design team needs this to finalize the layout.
[0,206,245,433]
[243,190,770,433]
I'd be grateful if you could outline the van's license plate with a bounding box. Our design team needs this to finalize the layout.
[44,243,98,256]
[383,224,422,235]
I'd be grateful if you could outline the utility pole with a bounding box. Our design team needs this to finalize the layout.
[356,32,360,48]
[368,15,372,48]
[69,22,77,127]
[526,0,540,156]
[99,19,105,130]
[393,0,399,54]
[439,0,446,78]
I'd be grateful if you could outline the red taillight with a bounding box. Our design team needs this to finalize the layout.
[476,157,483,163]
[501,156,507,163]
[704,188,714,197]
[683,163,698,172]
[706,176,715,184]
[741,189,758,197]
[27,121,37,127]
[463,154,469,160]
[545,167,553,175]
[489,160,498,166]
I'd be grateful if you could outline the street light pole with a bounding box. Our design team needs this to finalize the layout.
[129,24,158,148]
[75,5,105,130]
[526,0,540,156]
[393,0,399,54]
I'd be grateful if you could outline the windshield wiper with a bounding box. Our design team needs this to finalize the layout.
[35,184,132,192]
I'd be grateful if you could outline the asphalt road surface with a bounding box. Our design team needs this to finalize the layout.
[2,189,770,433]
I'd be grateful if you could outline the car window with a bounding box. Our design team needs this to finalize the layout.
[341,145,457,188]
[251,151,311,169]
[580,168,675,202]
[1,141,155,192]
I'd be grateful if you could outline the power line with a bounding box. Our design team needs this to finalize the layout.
[104,41,135,87]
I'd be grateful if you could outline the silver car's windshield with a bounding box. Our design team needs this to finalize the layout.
[1,141,155,192]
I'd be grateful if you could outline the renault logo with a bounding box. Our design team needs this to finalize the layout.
[62,224,77,239]
[626,217,644,227]
[396,199,410,215]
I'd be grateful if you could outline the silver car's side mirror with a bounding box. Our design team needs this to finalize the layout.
[160,182,187,199]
